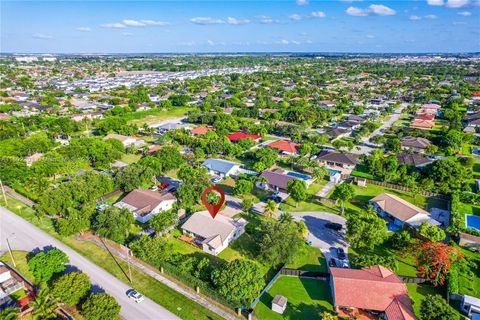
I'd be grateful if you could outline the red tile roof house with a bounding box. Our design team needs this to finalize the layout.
[414,114,435,121]
[267,140,300,156]
[191,126,214,136]
[114,189,177,223]
[227,132,262,143]
[410,119,435,129]
[330,265,416,320]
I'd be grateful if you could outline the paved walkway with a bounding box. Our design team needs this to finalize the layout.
[316,180,336,197]
[3,186,34,207]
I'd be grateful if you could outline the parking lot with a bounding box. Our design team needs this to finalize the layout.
[289,211,349,267]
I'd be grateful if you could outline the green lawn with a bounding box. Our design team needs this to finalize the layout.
[0,196,225,320]
[282,180,336,213]
[285,245,328,273]
[458,202,480,216]
[0,251,35,283]
[120,153,142,164]
[406,283,439,317]
[455,244,480,298]
[254,276,333,320]
[125,107,194,126]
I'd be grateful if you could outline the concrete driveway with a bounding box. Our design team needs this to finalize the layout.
[289,211,349,263]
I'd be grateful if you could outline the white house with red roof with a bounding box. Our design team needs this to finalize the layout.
[330,265,416,320]
[227,132,261,142]
[267,140,300,156]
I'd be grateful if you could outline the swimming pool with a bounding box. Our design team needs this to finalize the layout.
[466,214,480,231]
[327,168,341,175]
[286,171,311,181]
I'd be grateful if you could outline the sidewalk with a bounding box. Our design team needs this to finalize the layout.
[316,180,336,197]
[3,186,35,207]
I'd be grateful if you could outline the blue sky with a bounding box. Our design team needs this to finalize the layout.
[1,0,479,53]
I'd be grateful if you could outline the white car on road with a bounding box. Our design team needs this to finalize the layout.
[127,289,145,303]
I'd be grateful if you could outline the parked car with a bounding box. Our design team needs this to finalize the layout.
[329,258,348,268]
[211,176,222,184]
[126,289,144,303]
[325,222,343,231]
[336,247,346,260]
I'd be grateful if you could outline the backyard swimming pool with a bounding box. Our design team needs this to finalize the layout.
[466,214,480,231]
[327,168,341,175]
[286,171,311,181]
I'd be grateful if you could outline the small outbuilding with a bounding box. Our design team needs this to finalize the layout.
[272,295,287,314]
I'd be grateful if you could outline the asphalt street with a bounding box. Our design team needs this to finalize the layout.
[0,206,180,320]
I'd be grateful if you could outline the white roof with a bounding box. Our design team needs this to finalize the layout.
[464,295,480,308]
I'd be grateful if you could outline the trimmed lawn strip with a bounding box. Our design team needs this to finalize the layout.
[285,245,328,273]
[0,196,224,320]
[454,244,480,298]
[0,251,34,283]
[253,276,333,320]
[125,107,193,126]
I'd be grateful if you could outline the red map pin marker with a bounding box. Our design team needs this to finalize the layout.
[201,186,225,219]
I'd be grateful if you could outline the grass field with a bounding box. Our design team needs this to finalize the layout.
[254,276,333,320]
[119,153,142,164]
[406,283,439,317]
[0,195,225,320]
[126,107,193,126]
[285,245,328,273]
[0,251,34,283]
[455,244,480,298]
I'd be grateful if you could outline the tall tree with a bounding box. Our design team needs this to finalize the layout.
[51,272,91,306]
[29,289,60,320]
[287,179,307,207]
[81,293,121,320]
[346,212,387,250]
[92,206,134,243]
[331,183,355,214]
[27,248,69,283]
[419,294,460,320]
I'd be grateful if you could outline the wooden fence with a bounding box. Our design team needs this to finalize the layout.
[280,268,328,279]
[95,189,123,203]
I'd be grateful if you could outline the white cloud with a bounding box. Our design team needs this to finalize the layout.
[255,16,281,24]
[190,17,225,25]
[346,6,369,16]
[453,20,467,24]
[446,0,469,7]
[32,33,54,39]
[311,11,326,18]
[140,19,169,26]
[369,4,396,16]
[226,17,250,25]
[366,34,375,38]
[296,0,309,5]
[101,23,126,29]
[424,14,438,19]
[278,39,290,44]
[346,4,395,16]
[288,14,304,20]
[409,15,422,20]
[207,40,215,45]
[122,32,134,36]
[121,19,169,27]
[122,19,146,27]
[457,10,472,15]
[427,0,444,5]
[76,27,92,32]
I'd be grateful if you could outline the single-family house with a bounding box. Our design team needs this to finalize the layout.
[396,153,433,168]
[461,295,480,318]
[400,136,432,153]
[191,127,214,136]
[25,153,43,167]
[201,158,242,177]
[114,189,177,223]
[324,128,350,140]
[0,262,35,307]
[181,211,247,255]
[410,119,435,129]
[267,140,300,156]
[103,134,145,148]
[258,169,312,192]
[316,151,359,172]
[337,120,361,131]
[370,193,441,229]
[330,265,416,320]
[227,132,262,142]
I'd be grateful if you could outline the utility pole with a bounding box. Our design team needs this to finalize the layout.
[0,179,7,206]
[6,234,16,267]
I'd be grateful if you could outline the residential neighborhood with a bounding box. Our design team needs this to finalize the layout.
[0,1,480,319]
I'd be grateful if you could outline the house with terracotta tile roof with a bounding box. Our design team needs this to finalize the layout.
[330,265,416,320]
[267,140,300,156]
[227,132,261,142]
[370,193,440,229]
[414,114,435,121]
[410,119,435,129]
[191,127,214,136]
[114,189,177,223]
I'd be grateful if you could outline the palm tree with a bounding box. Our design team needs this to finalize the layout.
[29,289,60,320]
[263,199,277,218]
[279,212,293,223]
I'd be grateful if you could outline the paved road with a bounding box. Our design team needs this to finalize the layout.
[0,206,180,320]
[288,211,348,263]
